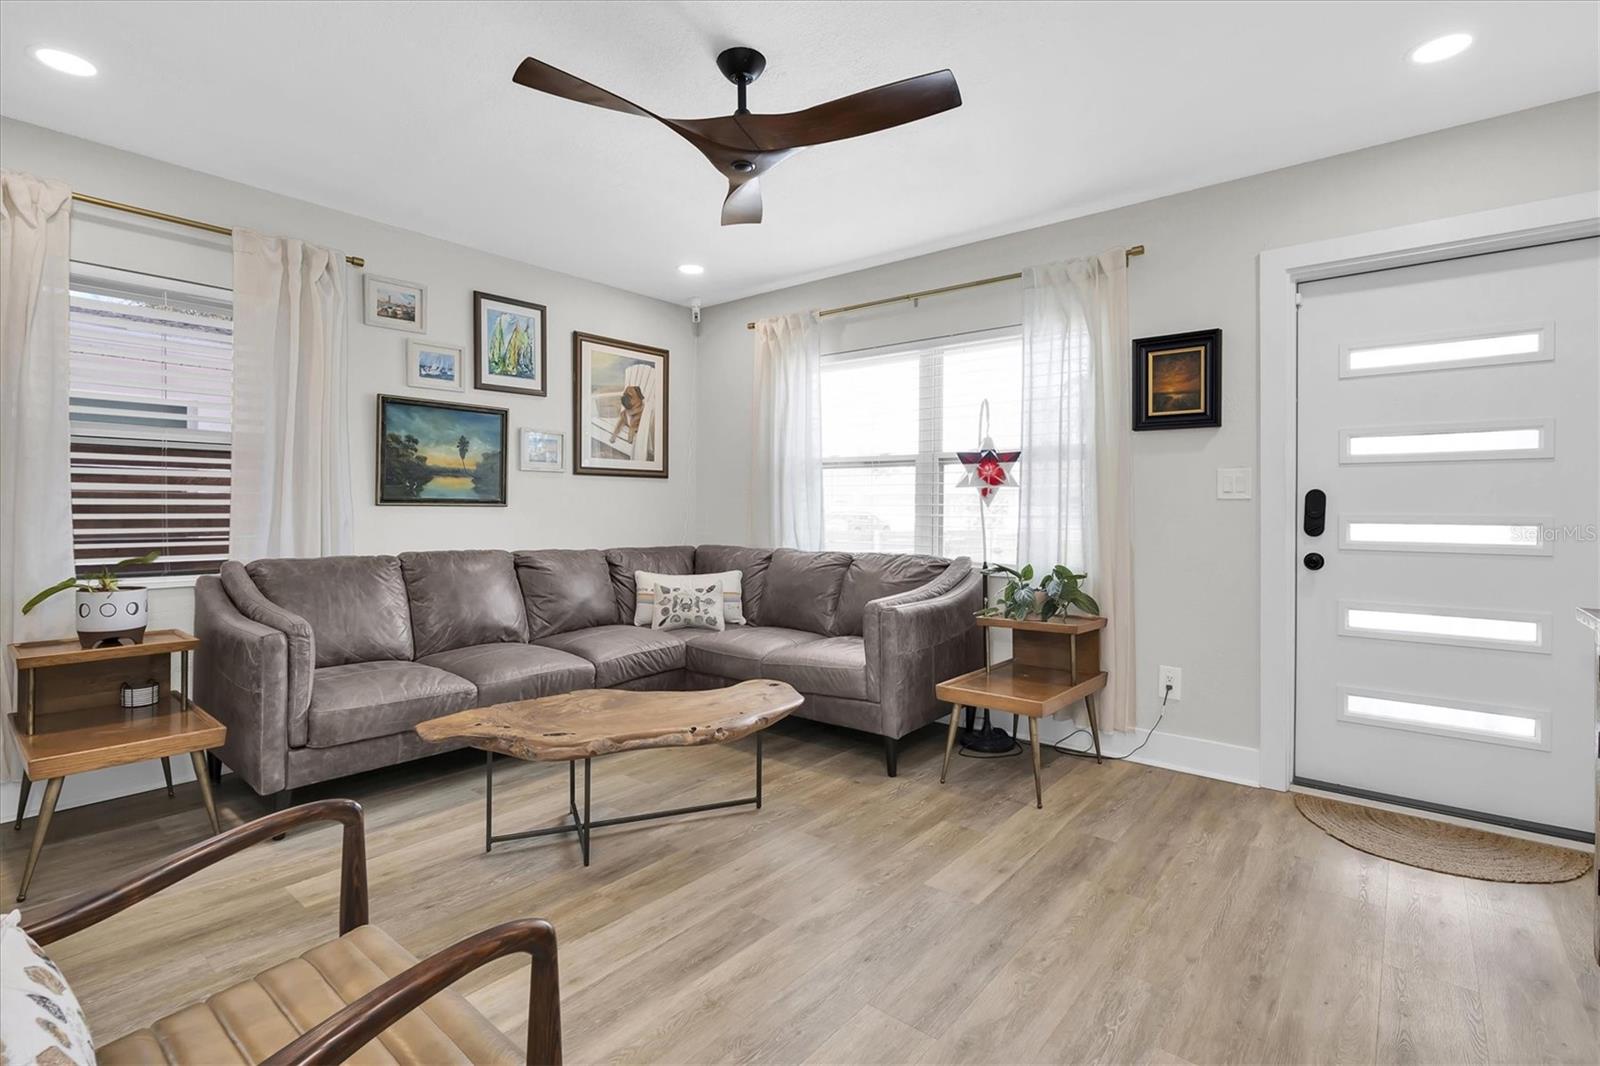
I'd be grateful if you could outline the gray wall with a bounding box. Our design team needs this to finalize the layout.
[692,94,1600,762]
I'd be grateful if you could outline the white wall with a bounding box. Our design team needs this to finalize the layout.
[694,95,1600,778]
[1,117,699,811]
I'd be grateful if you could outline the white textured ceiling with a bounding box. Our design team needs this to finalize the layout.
[1,1,1596,306]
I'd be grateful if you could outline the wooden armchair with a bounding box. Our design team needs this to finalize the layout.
[23,800,561,1065]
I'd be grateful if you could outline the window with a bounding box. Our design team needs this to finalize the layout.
[1341,516,1550,555]
[821,329,1021,563]
[68,265,233,582]
[1338,687,1547,750]
[1340,419,1554,463]
[1341,327,1549,377]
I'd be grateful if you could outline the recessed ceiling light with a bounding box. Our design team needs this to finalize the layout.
[1409,33,1472,64]
[678,264,705,276]
[33,47,97,77]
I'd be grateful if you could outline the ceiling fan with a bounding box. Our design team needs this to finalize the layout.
[512,47,962,225]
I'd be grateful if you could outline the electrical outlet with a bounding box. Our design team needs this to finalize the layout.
[1158,665,1183,702]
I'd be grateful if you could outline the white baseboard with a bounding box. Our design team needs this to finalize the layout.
[958,710,1261,788]
[1,758,215,822]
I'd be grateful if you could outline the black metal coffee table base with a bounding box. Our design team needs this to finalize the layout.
[483,731,764,866]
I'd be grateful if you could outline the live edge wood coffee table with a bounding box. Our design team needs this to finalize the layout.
[418,679,802,866]
[936,614,1108,809]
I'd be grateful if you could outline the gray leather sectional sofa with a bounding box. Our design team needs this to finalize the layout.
[193,545,983,805]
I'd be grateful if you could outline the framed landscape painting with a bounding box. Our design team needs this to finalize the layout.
[1131,328,1221,430]
[573,332,668,478]
[474,290,547,396]
[405,339,465,392]
[364,275,426,333]
[377,394,507,505]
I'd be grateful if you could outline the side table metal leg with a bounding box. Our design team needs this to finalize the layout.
[14,773,31,830]
[1028,716,1043,809]
[161,757,175,798]
[17,777,63,902]
[940,705,963,783]
[1084,694,1104,764]
[189,751,221,834]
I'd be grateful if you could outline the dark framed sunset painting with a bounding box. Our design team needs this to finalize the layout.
[1132,329,1221,430]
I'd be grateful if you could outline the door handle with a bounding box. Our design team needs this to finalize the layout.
[1304,552,1325,571]
[1303,489,1326,537]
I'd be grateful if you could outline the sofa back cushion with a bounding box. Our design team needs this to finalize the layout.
[695,545,774,624]
[246,555,414,667]
[604,546,694,620]
[836,553,950,636]
[760,548,853,635]
[400,549,528,657]
[516,549,618,638]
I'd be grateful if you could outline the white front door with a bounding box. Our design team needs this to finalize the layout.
[1294,238,1599,835]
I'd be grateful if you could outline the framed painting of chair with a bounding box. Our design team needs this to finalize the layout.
[572,331,669,478]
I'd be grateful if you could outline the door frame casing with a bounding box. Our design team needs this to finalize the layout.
[1256,191,1600,791]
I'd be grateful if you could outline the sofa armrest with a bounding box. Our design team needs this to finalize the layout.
[862,563,984,736]
[221,560,315,747]
[193,575,292,795]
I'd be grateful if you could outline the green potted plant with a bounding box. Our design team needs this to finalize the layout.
[980,563,1100,622]
[22,552,160,648]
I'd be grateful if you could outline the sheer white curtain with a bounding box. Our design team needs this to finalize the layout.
[230,230,353,560]
[751,312,823,549]
[1019,252,1136,732]
[0,172,76,782]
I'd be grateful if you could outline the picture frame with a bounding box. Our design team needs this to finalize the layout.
[474,290,548,396]
[1132,328,1222,430]
[405,339,466,392]
[572,332,669,478]
[518,428,565,472]
[364,275,427,333]
[376,394,508,506]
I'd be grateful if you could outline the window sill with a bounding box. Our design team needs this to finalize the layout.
[127,575,205,592]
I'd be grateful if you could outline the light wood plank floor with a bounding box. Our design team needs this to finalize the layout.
[4,720,1595,1064]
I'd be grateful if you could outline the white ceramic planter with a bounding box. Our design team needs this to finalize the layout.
[76,586,149,648]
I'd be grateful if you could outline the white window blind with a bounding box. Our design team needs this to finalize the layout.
[68,265,234,581]
[820,329,1022,563]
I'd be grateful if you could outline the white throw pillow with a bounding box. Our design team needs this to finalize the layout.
[634,570,745,626]
[0,910,96,1065]
[652,578,727,632]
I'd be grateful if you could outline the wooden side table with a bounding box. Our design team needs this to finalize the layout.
[9,629,225,901]
[935,614,1108,808]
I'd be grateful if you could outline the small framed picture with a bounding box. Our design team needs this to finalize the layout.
[573,332,668,478]
[1132,328,1221,431]
[474,291,547,396]
[518,428,565,472]
[364,275,427,333]
[405,340,465,392]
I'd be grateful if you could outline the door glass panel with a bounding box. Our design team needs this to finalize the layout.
[1343,519,1547,554]
[1341,691,1543,746]
[1342,605,1544,650]
[1344,330,1544,375]
[1343,422,1550,462]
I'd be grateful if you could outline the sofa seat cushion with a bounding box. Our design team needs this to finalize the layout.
[306,661,476,748]
[97,924,519,1066]
[418,642,595,706]
[761,636,869,700]
[536,625,688,687]
[683,626,823,682]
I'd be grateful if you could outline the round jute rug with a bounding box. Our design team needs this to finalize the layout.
[1294,794,1592,883]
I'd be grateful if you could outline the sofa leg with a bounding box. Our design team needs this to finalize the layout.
[269,788,295,840]
[883,736,898,778]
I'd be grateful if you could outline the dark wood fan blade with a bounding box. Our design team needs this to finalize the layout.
[730,69,960,151]
[721,179,763,226]
[512,56,655,119]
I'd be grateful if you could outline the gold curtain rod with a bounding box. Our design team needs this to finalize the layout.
[746,244,1144,330]
[72,193,367,268]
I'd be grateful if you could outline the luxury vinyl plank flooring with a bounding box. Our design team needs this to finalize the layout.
[4,718,1594,1065]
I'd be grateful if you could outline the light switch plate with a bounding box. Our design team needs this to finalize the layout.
[1217,467,1253,500]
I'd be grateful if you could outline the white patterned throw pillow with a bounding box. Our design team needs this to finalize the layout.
[0,910,96,1066]
[652,578,727,632]
[633,570,745,626]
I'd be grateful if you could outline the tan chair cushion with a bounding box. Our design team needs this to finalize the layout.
[97,925,519,1065]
